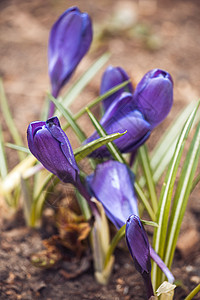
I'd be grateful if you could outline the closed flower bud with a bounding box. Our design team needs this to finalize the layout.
[126,215,151,275]
[100,66,134,111]
[27,117,79,185]
[133,69,173,128]
[126,215,154,299]
[87,161,138,229]
[85,93,151,157]
[48,7,93,97]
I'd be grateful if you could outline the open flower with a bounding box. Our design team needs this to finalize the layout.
[87,160,138,228]
[100,66,134,111]
[48,7,93,98]
[85,93,151,157]
[133,69,173,128]
[27,117,79,185]
[126,215,154,299]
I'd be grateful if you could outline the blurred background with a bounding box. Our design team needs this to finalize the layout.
[0,0,200,141]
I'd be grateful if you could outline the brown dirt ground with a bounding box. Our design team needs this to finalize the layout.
[0,0,200,299]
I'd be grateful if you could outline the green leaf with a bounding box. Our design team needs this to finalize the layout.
[104,224,126,268]
[62,80,131,132]
[138,144,158,213]
[141,219,158,227]
[48,93,86,143]
[59,53,110,109]
[74,131,127,162]
[164,121,200,270]
[86,107,127,164]
[0,125,8,178]
[151,101,198,182]
[134,181,156,221]
[185,284,200,300]
[0,79,25,160]
[75,189,91,220]
[5,143,30,154]
[151,102,199,289]
[20,177,32,226]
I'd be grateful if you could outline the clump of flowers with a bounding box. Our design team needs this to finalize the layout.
[1,5,200,300]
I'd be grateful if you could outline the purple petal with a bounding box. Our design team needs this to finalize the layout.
[27,117,79,184]
[126,215,151,274]
[133,69,173,128]
[87,161,138,229]
[48,6,93,96]
[100,66,134,111]
[86,108,151,157]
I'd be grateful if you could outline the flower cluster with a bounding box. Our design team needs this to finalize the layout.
[27,6,174,298]
[85,66,173,158]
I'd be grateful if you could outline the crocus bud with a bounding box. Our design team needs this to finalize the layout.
[48,7,93,98]
[133,69,173,128]
[87,161,138,229]
[85,93,151,157]
[126,215,154,299]
[27,117,79,185]
[100,66,134,111]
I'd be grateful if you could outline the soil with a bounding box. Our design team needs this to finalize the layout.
[0,0,200,299]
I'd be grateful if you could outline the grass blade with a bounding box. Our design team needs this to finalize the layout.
[86,107,127,164]
[0,79,25,160]
[151,102,199,289]
[48,93,87,143]
[0,155,36,194]
[62,80,131,132]
[164,121,200,270]
[0,125,8,178]
[151,101,197,173]
[138,144,158,213]
[60,53,110,109]
[6,143,30,154]
[74,132,127,162]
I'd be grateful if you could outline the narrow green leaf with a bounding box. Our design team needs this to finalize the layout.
[141,219,158,227]
[6,143,30,154]
[20,177,32,226]
[62,80,131,132]
[0,79,25,160]
[191,172,200,192]
[75,189,91,220]
[104,224,126,268]
[151,101,197,173]
[74,132,127,162]
[164,121,200,270]
[139,102,198,187]
[60,53,110,109]
[86,107,127,164]
[185,284,200,300]
[48,93,86,143]
[152,102,199,289]
[0,125,8,178]
[138,144,158,213]
[134,182,156,221]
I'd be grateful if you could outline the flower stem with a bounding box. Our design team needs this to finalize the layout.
[150,246,175,284]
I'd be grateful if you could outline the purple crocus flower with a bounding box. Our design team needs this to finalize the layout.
[27,117,79,185]
[100,66,134,111]
[87,160,138,229]
[126,215,154,299]
[85,92,151,158]
[133,69,173,128]
[48,7,93,99]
